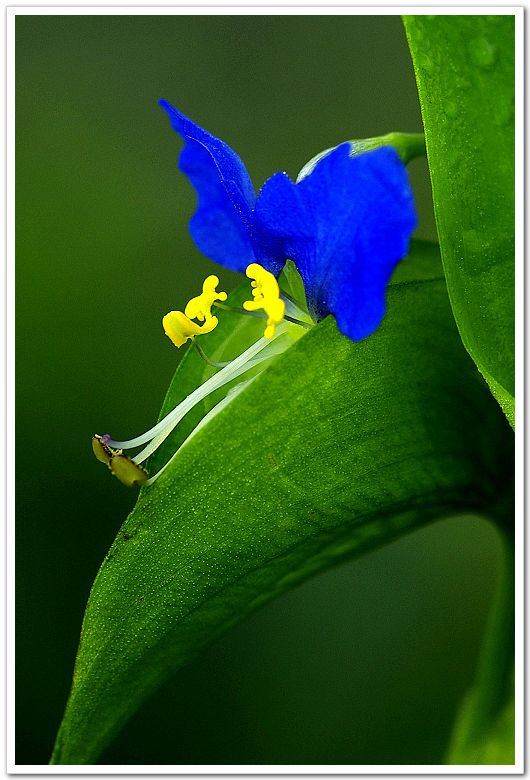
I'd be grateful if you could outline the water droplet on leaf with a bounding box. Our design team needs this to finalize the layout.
[494,96,515,127]
[468,37,497,67]
[455,76,471,91]
[415,51,433,72]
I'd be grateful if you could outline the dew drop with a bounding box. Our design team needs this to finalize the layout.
[415,51,433,72]
[494,96,515,127]
[468,37,497,67]
[455,75,471,91]
[462,229,490,276]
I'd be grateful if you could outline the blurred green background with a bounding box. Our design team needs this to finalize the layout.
[16,14,502,765]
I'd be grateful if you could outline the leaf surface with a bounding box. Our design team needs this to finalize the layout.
[403,16,515,426]
[51,242,512,764]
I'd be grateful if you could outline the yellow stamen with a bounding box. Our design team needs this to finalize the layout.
[185,275,227,322]
[162,310,218,348]
[243,263,285,338]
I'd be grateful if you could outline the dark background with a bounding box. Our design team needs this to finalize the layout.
[16,14,501,765]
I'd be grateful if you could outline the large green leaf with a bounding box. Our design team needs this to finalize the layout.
[50,242,512,764]
[403,16,515,427]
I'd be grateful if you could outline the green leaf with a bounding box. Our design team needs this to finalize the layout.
[403,16,515,427]
[51,242,512,764]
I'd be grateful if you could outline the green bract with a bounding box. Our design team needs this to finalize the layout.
[51,243,512,764]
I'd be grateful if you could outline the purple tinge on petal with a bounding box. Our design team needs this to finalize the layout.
[254,143,417,341]
[160,100,257,272]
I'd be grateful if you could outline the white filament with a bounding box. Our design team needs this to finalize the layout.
[144,376,257,485]
[108,328,290,453]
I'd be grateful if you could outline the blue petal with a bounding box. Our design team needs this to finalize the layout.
[160,100,257,272]
[255,143,417,341]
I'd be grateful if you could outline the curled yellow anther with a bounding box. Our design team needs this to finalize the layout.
[162,310,218,348]
[92,434,113,465]
[185,275,227,322]
[109,452,148,487]
[243,263,285,338]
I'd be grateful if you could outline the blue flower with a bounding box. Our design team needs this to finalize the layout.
[93,104,419,487]
[160,100,417,342]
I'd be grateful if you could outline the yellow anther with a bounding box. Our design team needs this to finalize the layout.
[92,434,113,465]
[162,310,218,349]
[184,275,227,322]
[109,453,148,487]
[92,435,148,487]
[243,263,285,338]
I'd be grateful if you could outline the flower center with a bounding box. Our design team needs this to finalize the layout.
[93,263,312,487]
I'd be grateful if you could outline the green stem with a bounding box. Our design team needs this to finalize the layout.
[446,522,515,763]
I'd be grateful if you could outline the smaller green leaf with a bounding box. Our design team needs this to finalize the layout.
[403,15,515,428]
